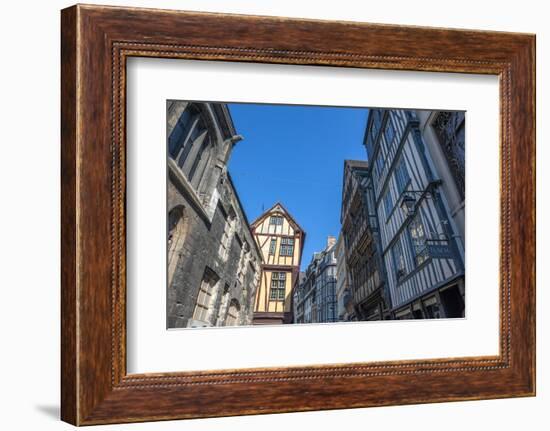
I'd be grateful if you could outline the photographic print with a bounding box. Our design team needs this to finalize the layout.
[166,101,465,329]
[60,7,536,423]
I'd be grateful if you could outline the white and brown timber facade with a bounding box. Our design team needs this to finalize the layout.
[250,203,305,325]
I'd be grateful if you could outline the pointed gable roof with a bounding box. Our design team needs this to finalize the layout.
[341,159,370,224]
[342,159,369,201]
[250,201,305,234]
[342,160,369,194]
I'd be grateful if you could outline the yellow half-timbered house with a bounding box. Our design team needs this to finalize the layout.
[250,203,305,324]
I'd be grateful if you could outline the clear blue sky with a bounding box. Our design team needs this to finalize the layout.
[227,103,370,270]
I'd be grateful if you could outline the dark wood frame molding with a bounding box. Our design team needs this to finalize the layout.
[61,4,536,425]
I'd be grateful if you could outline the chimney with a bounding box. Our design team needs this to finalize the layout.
[327,235,336,249]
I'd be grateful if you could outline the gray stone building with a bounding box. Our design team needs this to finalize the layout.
[292,271,306,323]
[166,101,262,328]
[294,236,338,324]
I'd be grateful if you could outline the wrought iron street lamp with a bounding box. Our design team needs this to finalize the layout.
[399,193,417,216]
[398,180,442,218]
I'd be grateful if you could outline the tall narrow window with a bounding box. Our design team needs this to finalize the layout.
[168,108,193,158]
[372,162,380,183]
[218,210,235,260]
[193,269,219,323]
[375,151,385,174]
[178,121,203,168]
[168,104,210,177]
[409,213,428,266]
[370,110,382,143]
[383,190,393,218]
[225,300,240,326]
[384,118,395,145]
[395,158,411,195]
[167,206,187,285]
[188,135,211,184]
[370,125,378,145]
[270,272,287,300]
[269,238,277,255]
[391,240,407,281]
[280,237,294,256]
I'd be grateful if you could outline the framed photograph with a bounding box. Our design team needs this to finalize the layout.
[61,4,535,425]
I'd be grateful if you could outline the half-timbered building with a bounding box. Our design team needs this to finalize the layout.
[363,108,465,319]
[418,110,466,255]
[340,160,390,320]
[250,203,305,324]
[166,101,262,328]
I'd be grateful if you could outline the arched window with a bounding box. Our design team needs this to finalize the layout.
[179,118,204,169]
[192,268,220,325]
[188,134,214,191]
[225,299,241,326]
[168,106,197,160]
[168,104,211,182]
[167,205,188,285]
[169,104,219,200]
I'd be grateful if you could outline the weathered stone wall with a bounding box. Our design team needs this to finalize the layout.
[167,172,261,328]
[166,101,260,328]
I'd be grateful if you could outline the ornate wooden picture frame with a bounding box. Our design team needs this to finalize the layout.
[61,4,535,425]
